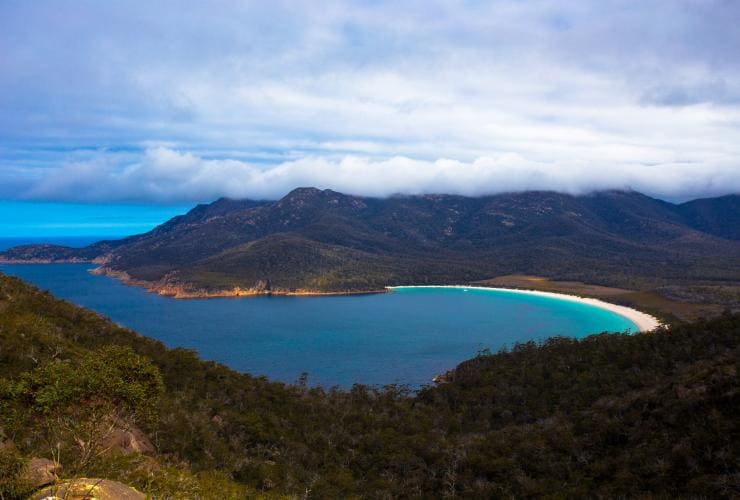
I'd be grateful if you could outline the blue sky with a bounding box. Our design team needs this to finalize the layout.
[0,201,189,238]
[1,0,739,204]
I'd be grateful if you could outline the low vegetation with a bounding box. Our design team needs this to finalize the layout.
[0,273,737,498]
[478,274,738,322]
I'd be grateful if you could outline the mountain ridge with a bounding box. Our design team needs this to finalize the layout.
[2,189,738,296]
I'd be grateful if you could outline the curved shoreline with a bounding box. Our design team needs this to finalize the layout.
[388,285,662,332]
[0,262,660,331]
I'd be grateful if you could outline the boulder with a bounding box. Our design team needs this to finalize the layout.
[254,279,271,291]
[24,457,61,488]
[30,478,145,500]
[102,424,154,454]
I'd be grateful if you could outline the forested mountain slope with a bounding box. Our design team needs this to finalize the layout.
[0,273,738,497]
[677,194,740,241]
[2,190,738,294]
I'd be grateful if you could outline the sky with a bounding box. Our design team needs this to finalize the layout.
[0,201,189,239]
[1,0,740,205]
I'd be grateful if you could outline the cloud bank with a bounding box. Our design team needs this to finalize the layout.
[17,148,739,203]
[1,1,739,202]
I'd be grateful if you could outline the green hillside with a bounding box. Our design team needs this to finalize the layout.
[1,273,737,498]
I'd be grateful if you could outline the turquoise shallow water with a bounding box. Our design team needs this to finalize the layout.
[1,264,637,388]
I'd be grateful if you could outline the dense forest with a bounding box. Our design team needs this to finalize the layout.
[1,273,737,498]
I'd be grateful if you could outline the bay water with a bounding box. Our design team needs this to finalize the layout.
[1,263,637,388]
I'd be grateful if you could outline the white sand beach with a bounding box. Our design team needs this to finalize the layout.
[388,285,662,332]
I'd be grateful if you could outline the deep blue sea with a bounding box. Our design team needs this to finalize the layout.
[0,264,637,388]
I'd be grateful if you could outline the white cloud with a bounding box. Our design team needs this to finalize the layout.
[0,1,739,202]
[19,147,740,203]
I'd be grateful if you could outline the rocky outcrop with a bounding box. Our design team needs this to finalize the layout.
[102,424,154,455]
[432,370,454,384]
[24,457,62,489]
[30,478,145,500]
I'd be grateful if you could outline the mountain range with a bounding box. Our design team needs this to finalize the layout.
[2,189,738,296]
